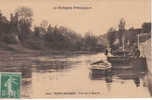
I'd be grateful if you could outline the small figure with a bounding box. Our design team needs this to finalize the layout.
[135,48,140,58]
[105,48,108,56]
[133,77,140,87]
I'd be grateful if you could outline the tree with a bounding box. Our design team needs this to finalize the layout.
[34,26,41,37]
[15,7,33,41]
[107,27,117,49]
[15,7,33,21]
[84,32,98,50]
[9,13,19,34]
[0,11,9,34]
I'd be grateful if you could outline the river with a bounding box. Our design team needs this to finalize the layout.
[0,52,151,98]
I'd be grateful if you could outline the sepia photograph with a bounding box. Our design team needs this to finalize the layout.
[0,0,151,98]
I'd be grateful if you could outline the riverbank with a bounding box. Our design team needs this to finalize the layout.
[0,41,104,56]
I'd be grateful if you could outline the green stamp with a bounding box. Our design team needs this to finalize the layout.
[0,72,21,98]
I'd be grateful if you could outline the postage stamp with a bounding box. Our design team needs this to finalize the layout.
[0,72,21,98]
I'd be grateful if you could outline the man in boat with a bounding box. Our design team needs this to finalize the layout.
[105,48,108,56]
[134,47,140,58]
[105,48,112,56]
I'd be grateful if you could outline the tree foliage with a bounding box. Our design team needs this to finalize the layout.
[0,8,150,52]
[14,7,33,41]
[107,27,117,48]
[15,7,33,20]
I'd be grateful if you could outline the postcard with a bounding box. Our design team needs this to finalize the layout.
[0,0,151,98]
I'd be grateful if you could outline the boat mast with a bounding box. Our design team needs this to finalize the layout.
[137,30,140,50]
[118,18,126,56]
[122,33,125,56]
[122,35,125,52]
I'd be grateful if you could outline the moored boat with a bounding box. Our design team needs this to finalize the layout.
[90,61,112,75]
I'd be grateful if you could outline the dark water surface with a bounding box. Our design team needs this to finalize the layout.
[0,52,151,98]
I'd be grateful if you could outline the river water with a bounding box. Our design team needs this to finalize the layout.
[0,52,151,98]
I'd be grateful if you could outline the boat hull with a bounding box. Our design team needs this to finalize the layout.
[107,56,131,66]
[90,67,112,80]
[90,67,112,75]
[107,56,148,71]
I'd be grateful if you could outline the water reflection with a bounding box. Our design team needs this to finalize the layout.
[1,53,152,98]
[89,63,148,91]
[31,53,151,98]
[33,59,80,73]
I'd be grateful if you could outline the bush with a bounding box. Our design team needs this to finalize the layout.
[0,34,18,44]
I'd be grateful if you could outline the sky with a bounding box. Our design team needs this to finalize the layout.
[0,0,151,35]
